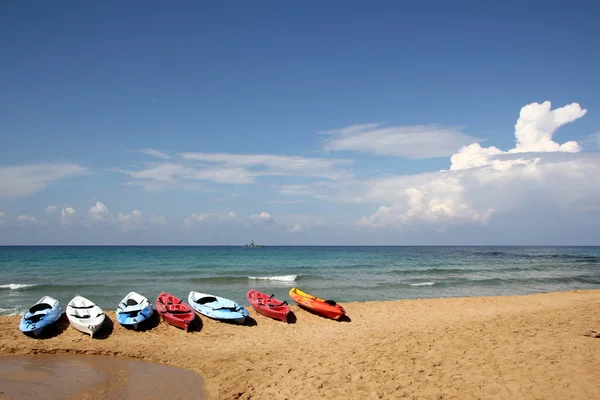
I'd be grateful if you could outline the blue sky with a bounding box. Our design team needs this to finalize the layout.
[1,1,599,244]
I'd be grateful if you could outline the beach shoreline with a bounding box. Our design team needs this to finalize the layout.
[2,290,600,399]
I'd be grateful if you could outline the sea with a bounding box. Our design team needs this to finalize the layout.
[1,246,600,316]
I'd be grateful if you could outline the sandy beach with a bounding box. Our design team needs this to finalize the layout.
[1,290,600,399]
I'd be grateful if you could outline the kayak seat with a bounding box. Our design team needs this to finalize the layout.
[26,314,46,323]
[29,303,52,313]
[72,314,91,319]
[196,296,218,305]
[70,304,94,309]
[168,310,192,314]
[268,301,288,307]
[126,299,139,306]
[324,300,337,306]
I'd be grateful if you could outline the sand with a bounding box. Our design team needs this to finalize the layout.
[1,290,600,399]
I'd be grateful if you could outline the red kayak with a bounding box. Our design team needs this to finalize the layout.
[246,290,290,322]
[155,292,195,331]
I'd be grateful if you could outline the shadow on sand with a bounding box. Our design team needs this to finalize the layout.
[26,313,70,340]
[286,311,297,324]
[92,315,114,340]
[186,315,204,333]
[241,316,257,327]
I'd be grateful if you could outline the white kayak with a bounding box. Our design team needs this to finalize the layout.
[67,295,105,337]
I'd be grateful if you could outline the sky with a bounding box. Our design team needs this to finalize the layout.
[1,1,599,245]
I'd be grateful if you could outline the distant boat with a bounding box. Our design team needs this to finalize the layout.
[243,240,263,248]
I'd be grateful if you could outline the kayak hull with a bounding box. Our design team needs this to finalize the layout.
[155,292,195,331]
[19,296,62,336]
[188,291,248,324]
[289,287,345,320]
[246,290,290,322]
[67,295,105,337]
[116,291,153,330]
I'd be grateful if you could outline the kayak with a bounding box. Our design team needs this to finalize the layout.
[116,291,153,330]
[67,295,105,337]
[246,290,290,322]
[188,291,248,324]
[155,291,195,331]
[289,287,345,320]
[19,296,62,336]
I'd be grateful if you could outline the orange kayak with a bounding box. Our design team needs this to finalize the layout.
[289,287,345,320]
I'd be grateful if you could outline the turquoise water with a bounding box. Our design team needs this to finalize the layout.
[1,246,600,316]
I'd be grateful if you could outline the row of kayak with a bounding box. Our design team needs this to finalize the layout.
[19,287,346,337]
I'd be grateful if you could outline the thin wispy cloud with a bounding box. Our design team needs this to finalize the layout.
[0,164,88,199]
[112,152,353,190]
[138,148,172,160]
[321,123,479,159]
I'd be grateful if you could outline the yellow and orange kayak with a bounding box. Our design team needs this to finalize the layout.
[289,287,345,320]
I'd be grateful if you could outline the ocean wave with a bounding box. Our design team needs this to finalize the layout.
[408,282,435,286]
[0,307,24,316]
[0,283,36,290]
[248,275,297,282]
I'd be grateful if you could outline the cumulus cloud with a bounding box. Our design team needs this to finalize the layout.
[60,207,76,225]
[118,210,143,232]
[46,206,57,215]
[0,164,88,199]
[322,123,478,159]
[16,215,46,226]
[355,101,591,228]
[249,212,274,223]
[276,101,595,232]
[88,202,110,222]
[184,211,237,228]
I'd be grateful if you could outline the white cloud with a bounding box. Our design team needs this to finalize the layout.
[184,211,236,228]
[178,153,352,180]
[355,101,592,229]
[46,206,57,215]
[249,212,274,223]
[118,210,143,232]
[16,215,46,226]
[88,202,110,222]
[139,148,171,159]
[60,207,76,225]
[322,123,478,159]
[0,211,5,224]
[112,152,353,190]
[0,164,88,199]
[510,101,585,154]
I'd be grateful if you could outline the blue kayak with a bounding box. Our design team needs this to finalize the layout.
[20,296,62,336]
[188,291,248,324]
[116,291,153,330]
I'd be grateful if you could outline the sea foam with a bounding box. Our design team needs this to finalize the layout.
[248,275,297,282]
[0,283,36,290]
[409,282,436,286]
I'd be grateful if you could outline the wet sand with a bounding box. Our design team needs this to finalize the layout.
[0,354,206,400]
[1,290,600,399]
